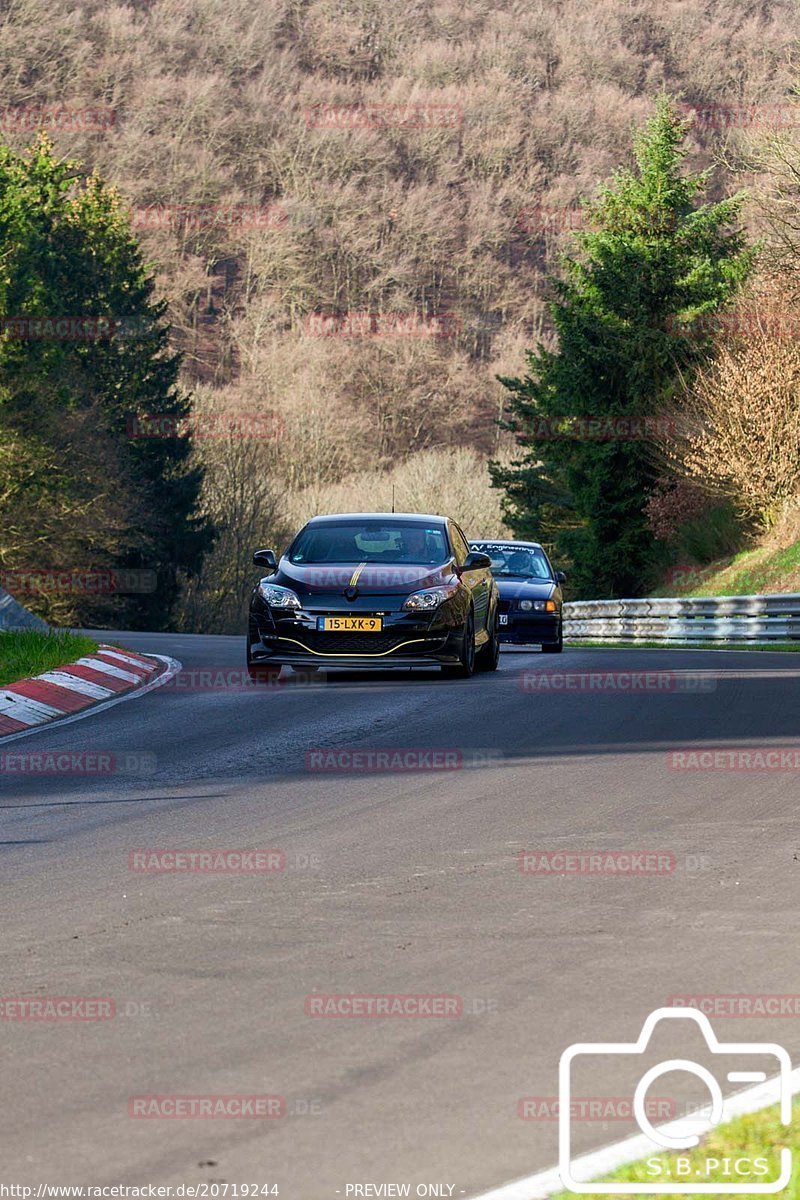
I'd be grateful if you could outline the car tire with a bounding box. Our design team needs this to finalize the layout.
[476,609,500,672]
[541,619,564,654]
[442,608,476,679]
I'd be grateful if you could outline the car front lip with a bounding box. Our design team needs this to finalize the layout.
[251,650,458,669]
[498,611,561,643]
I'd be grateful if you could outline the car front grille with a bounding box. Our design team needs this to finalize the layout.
[280,630,443,656]
[498,598,512,613]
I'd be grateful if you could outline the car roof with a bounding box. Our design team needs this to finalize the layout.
[470,537,544,550]
[305,512,449,526]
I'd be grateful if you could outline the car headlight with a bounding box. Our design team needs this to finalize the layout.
[258,581,302,609]
[520,599,533,611]
[402,586,456,612]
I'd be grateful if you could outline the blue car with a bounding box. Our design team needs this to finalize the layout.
[469,539,566,653]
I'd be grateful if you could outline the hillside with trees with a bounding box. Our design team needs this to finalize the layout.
[0,0,798,626]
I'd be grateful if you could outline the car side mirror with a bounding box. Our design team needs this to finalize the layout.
[463,551,492,570]
[555,569,567,584]
[253,549,277,571]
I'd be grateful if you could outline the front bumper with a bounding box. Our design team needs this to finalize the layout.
[249,606,465,667]
[498,611,561,645]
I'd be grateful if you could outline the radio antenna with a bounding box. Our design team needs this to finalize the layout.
[391,484,395,513]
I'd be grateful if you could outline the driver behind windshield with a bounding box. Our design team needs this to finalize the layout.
[491,546,551,579]
[400,528,434,563]
[504,549,534,575]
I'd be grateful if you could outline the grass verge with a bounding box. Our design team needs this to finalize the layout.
[652,541,800,599]
[0,629,98,688]
[553,1097,796,1199]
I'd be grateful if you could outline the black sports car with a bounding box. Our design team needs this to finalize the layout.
[248,513,500,679]
[469,539,566,653]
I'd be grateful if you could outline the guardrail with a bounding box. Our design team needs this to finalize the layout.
[563,595,800,643]
[0,586,48,632]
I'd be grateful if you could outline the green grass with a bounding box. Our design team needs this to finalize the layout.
[652,541,800,599]
[0,629,98,688]
[553,1098,796,1199]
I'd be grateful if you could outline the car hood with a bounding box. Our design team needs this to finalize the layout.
[275,560,455,597]
[495,578,556,601]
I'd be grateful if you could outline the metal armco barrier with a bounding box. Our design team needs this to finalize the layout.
[0,586,48,631]
[564,594,800,643]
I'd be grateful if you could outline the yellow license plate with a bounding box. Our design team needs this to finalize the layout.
[317,616,383,632]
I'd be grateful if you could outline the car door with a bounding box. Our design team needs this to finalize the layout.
[451,521,491,636]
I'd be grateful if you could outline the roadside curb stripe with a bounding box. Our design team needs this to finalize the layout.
[0,644,164,740]
[95,648,153,671]
[94,652,150,677]
[0,692,63,724]
[36,671,115,700]
[55,664,131,693]
[0,713,29,735]
[72,657,143,684]
[3,678,93,714]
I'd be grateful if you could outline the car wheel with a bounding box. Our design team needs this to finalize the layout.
[541,619,564,654]
[476,609,500,672]
[442,608,476,678]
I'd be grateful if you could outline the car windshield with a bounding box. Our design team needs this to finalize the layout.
[288,519,449,565]
[470,541,553,579]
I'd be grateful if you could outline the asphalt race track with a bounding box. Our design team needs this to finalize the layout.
[1,634,799,1197]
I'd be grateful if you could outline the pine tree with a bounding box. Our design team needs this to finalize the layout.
[0,135,212,628]
[491,98,753,597]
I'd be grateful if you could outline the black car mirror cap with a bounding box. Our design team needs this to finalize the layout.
[253,549,278,570]
[463,551,492,570]
[555,569,567,584]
